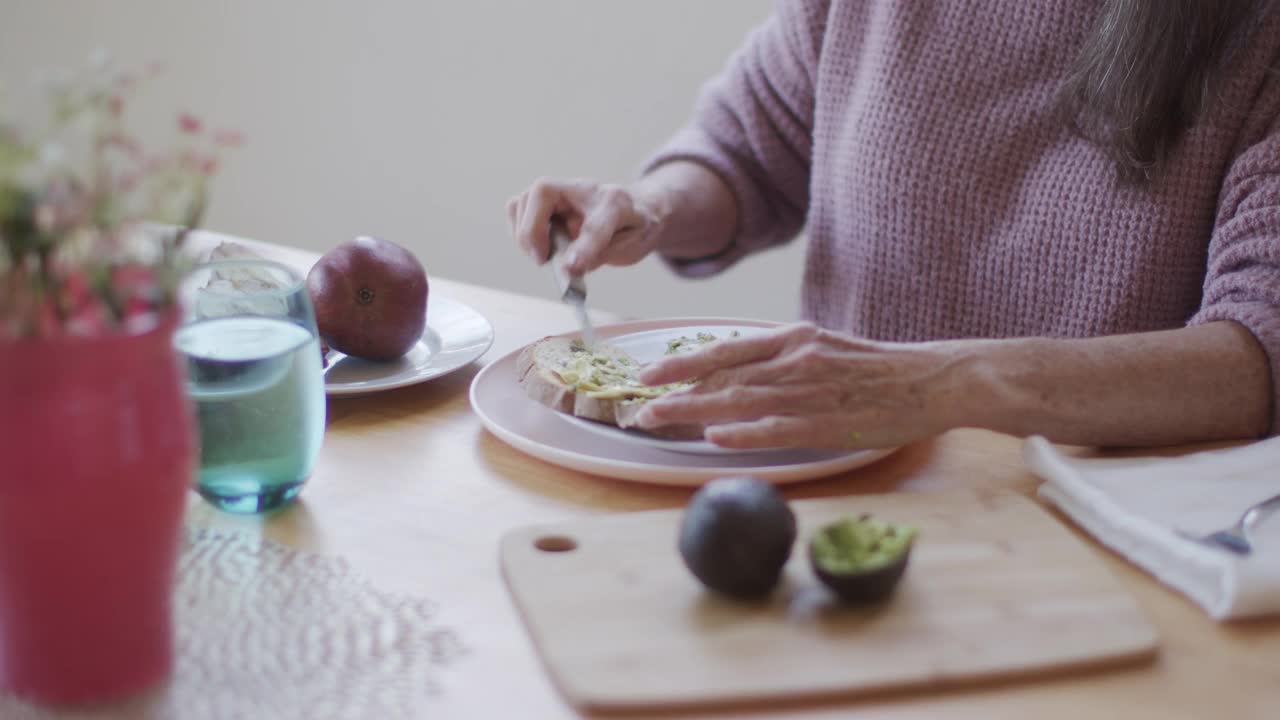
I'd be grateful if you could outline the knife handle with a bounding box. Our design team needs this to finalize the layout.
[548,217,587,303]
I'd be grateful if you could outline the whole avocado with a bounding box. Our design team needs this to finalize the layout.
[678,476,797,600]
[307,236,428,361]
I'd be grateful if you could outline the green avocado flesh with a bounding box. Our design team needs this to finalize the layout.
[665,331,736,354]
[810,516,918,575]
[556,334,728,400]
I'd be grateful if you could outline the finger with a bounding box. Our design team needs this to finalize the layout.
[686,352,802,394]
[566,213,584,240]
[569,198,627,273]
[516,192,529,229]
[640,322,820,386]
[509,193,529,249]
[567,185,640,273]
[813,327,882,352]
[602,226,656,267]
[506,195,522,239]
[515,178,580,266]
[635,384,841,427]
[704,413,858,450]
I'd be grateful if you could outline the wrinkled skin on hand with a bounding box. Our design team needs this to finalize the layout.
[634,323,971,450]
[506,178,664,273]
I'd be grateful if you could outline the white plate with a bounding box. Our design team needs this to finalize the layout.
[468,317,898,486]
[554,324,778,456]
[325,296,494,396]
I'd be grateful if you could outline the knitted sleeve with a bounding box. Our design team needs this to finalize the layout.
[643,0,829,277]
[1189,103,1280,434]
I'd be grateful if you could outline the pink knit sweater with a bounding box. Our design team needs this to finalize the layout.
[648,0,1280,431]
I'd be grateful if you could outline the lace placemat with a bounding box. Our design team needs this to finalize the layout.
[0,529,465,719]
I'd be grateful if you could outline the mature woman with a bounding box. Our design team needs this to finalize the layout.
[507,0,1280,450]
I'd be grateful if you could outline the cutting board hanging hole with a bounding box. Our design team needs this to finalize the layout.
[534,536,578,553]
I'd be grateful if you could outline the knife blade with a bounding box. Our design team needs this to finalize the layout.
[547,218,597,349]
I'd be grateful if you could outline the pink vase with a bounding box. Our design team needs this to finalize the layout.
[0,313,194,705]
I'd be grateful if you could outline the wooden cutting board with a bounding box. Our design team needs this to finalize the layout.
[500,489,1158,712]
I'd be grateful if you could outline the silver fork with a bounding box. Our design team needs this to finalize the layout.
[1179,492,1280,556]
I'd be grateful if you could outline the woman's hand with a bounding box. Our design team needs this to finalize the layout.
[506,179,668,274]
[634,323,972,449]
[507,162,740,273]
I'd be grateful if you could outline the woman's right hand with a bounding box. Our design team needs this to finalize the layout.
[506,178,668,274]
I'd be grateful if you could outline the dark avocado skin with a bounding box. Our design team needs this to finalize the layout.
[808,543,911,604]
[678,477,797,600]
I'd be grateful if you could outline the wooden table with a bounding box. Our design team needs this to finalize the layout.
[183,233,1280,720]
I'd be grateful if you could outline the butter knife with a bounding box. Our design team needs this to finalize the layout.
[547,217,597,349]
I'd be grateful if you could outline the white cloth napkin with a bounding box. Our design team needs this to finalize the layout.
[1024,435,1280,621]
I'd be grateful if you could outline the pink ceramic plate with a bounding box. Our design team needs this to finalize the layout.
[469,318,898,486]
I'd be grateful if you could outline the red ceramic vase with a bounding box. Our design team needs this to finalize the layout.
[0,313,194,705]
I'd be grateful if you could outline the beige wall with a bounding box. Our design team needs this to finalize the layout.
[1,1,806,322]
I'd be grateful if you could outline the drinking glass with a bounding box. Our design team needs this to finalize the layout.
[174,259,326,513]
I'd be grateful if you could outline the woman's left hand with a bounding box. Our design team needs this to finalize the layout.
[633,323,974,449]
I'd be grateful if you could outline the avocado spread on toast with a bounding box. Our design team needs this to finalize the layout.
[554,332,736,401]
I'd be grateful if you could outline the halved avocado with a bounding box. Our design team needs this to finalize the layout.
[808,514,918,604]
[678,476,796,600]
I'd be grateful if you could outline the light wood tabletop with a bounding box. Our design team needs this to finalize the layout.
[180,233,1279,720]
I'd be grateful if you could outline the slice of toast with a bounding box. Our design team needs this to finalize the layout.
[517,336,703,441]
